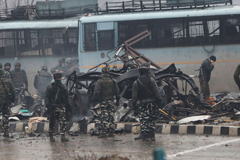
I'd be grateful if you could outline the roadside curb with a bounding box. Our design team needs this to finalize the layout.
[7,122,240,136]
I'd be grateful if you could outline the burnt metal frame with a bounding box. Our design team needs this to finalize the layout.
[66,30,209,121]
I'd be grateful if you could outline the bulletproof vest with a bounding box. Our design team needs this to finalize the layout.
[38,71,51,85]
[36,71,52,92]
[49,82,67,104]
[12,70,24,85]
[99,76,115,101]
[137,76,152,100]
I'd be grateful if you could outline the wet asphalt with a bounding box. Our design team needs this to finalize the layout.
[0,133,240,160]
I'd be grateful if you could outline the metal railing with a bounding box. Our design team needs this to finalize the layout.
[104,0,232,13]
[0,0,233,20]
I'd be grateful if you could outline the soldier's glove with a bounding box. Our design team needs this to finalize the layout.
[25,86,28,91]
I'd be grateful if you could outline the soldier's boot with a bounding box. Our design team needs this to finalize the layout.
[134,132,147,140]
[61,134,69,142]
[49,134,55,142]
[148,132,155,141]
[3,129,9,137]
[98,133,108,138]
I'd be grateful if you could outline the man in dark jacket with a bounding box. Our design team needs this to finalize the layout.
[199,55,216,105]
[34,66,52,100]
[92,66,120,138]
[10,62,28,91]
[132,63,162,141]
[45,73,70,142]
[0,69,15,137]
[50,58,65,74]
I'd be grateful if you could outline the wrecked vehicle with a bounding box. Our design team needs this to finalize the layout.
[66,30,211,122]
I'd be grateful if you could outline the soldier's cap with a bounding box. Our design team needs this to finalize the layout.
[102,66,110,73]
[58,58,65,63]
[4,62,11,67]
[0,69,4,75]
[41,66,48,70]
[53,73,62,79]
[14,61,21,66]
[209,55,216,62]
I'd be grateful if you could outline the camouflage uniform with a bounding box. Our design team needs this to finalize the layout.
[92,67,120,137]
[34,66,52,100]
[10,62,28,89]
[0,69,15,137]
[45,73,70,142]
[132,65,161,140]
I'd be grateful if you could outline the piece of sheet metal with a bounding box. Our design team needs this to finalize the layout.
[177,115,211,124]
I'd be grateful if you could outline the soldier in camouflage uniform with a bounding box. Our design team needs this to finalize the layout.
[10,62,28,91]
[0,63,11,80]
[92,66,120,138]
[45,73,70,142]
[132,64,161,141]
[0,69,15,137]
[4,62,11,73]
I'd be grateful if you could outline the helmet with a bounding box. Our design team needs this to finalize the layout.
[139,63,149,75]
[53,73,62,79]
[41,66,48,71]
[209,55,216,62]
[14,62,21,66]
[0,63,2,69]
[0,69,4,75]
[65,58,72,64]
[102,66,110,73]
[4,62,11,68]
[58,58,65,63]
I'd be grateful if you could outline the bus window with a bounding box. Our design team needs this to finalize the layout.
[152,19,184,47]
[118,21,148,48]
[84,23,96,51]
[189,21,205,45]
[97,30,114,50]
[4,31,16,57]
[225,17,240,43]
[53,29,64,44]
[207,20,220,44]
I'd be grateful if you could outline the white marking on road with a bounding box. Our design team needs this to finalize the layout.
[166,138,240,159]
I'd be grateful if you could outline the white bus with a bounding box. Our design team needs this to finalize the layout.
[78,0,240,93]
